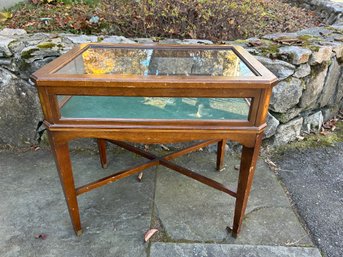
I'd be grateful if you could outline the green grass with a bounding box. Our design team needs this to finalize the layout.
[273,121,343,155]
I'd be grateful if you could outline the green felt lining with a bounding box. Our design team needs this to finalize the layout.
[60,96,250,120]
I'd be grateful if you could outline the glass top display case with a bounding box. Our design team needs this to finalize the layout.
[32,43,277,128]
[31,43,278,237]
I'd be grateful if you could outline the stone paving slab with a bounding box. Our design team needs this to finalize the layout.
[0,146,317,257]
[0,149,154,257]
[150,243,322,257]
[154,150,312,245]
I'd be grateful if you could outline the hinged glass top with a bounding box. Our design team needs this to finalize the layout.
[55,45,256,77]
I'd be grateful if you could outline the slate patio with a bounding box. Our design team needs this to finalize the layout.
[0,144,322,257]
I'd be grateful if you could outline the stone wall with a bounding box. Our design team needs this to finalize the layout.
[0,21,342,147]
[237,23,343,146]
[288,0,343,24]
[0,0,26,11]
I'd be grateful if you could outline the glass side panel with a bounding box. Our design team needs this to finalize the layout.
[55,47,255,77]
[58,96,251,120]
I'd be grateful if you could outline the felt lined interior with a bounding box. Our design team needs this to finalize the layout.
[59,96,250,120]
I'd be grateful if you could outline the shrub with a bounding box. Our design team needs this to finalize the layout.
[31,0,98,4]
[5,0,323,41]
[100,0,322,41]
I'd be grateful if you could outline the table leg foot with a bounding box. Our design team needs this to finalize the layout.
[226,226,238,238]
[231,231,238,239]
[75,229,83,236]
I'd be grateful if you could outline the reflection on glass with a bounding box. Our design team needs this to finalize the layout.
[59,96,251,120]
[55,47,255,77]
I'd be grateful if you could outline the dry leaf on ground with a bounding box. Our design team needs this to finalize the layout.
[137,172,143,182]
[34,233,47,240]
[160,144,170,151]
[0,12,12,22]
[144,228,158,242]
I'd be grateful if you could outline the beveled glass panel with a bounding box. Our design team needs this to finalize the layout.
[58,96,251,120]
[55,46,255,77]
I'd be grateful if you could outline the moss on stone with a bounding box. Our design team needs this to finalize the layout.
[326,26,343,34]
[298,34,322,41]
[308,45,320,52]
[260,43,280,56]
[310,62,327,78]
[149,206,172,243]
[274,121,343,155]
[294,34,322,52]
[7,40,18,51]
[21,48,38,59]
[152,36,163,42]
[37,42,56,49]
[297,35,313,41]
[234,39,248,44]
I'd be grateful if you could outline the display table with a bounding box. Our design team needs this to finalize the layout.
[31,43,278,236]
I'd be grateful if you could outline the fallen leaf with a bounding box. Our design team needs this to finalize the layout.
[320,131,329,136]
[321,117,340,133]
[34,233,47,240]
[144,228,158,242]
[296,135,305,141]
[323,124,331,129]
[24,21,36,27]
[32,145,41,151]
[265,158,277,168]
[137,172,143,182]
[160,144,170,151]
[0,12,12,22]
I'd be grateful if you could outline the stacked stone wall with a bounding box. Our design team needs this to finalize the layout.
[288,0,343,24]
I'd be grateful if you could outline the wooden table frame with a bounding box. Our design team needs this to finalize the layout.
[32,43,278,237]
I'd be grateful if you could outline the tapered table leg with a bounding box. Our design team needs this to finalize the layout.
[232,134,262,236]
[97,138,108,169]
[49,133,82,236]
[216,139,227,171]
